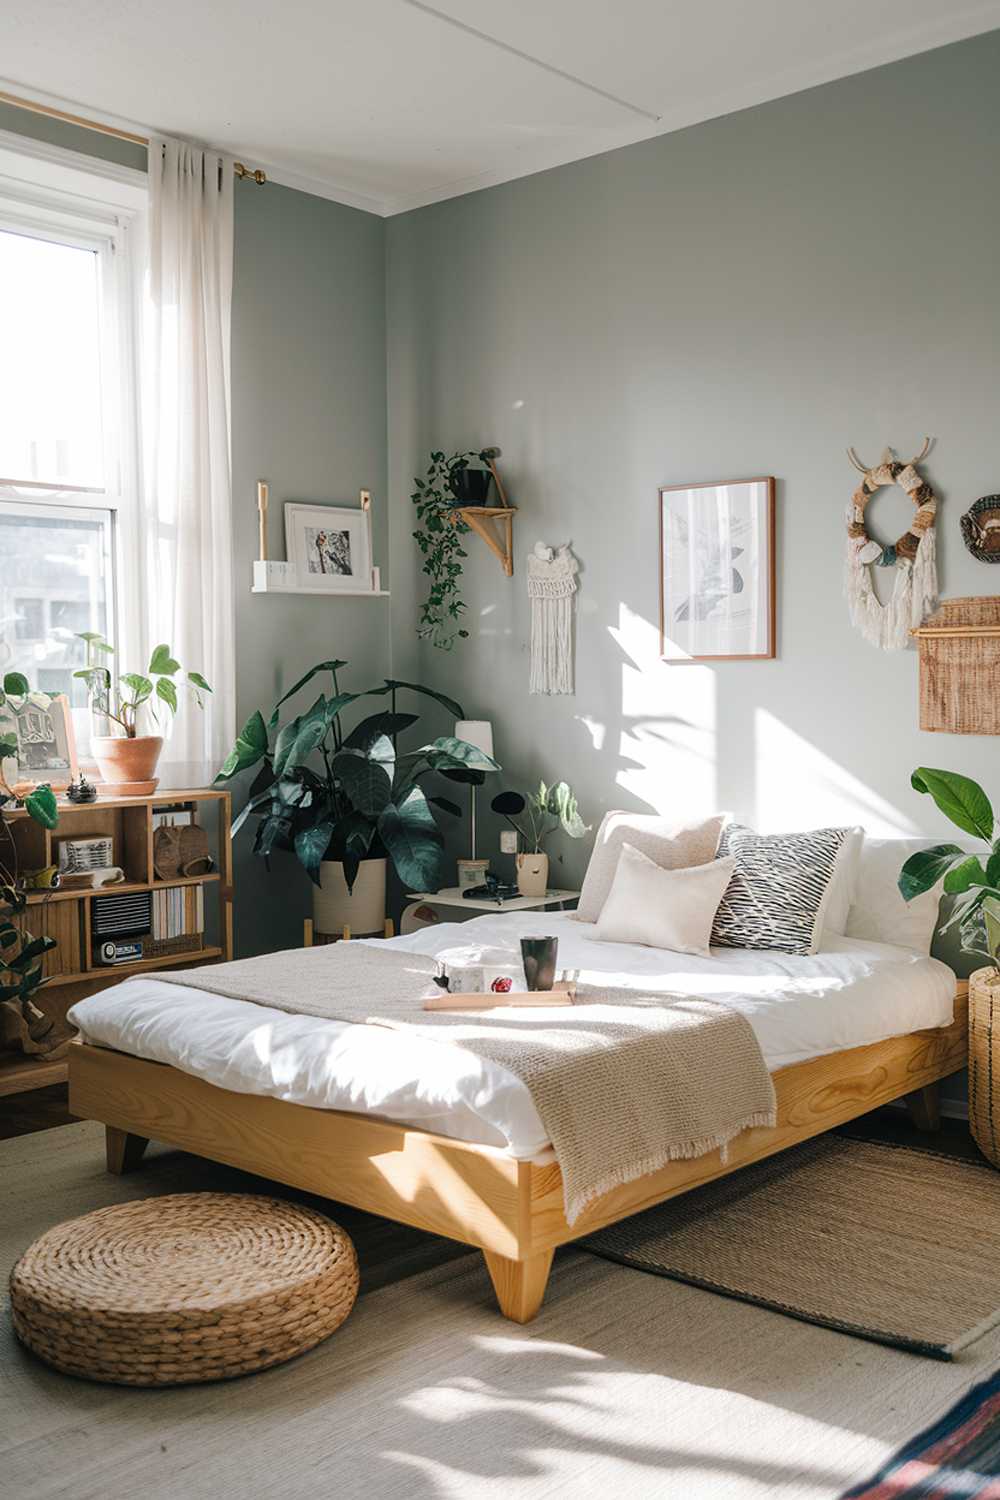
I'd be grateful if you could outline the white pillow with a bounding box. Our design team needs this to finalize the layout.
[822,826,865,937]
[576,810,727,924]
[594,842,737,956]
[845,837,947,953]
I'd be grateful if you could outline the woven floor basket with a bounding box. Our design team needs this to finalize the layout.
[9,1192,359,1386]
[969,967,1000,1168]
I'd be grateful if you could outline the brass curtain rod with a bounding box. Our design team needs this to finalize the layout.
[0,90,266,182]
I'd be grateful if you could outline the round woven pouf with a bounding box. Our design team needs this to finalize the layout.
[969,966,1000,1168]
[9,1192,359,1385]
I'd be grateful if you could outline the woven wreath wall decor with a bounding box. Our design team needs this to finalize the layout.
[844,438,938,650]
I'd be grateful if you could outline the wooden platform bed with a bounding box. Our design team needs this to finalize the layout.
[68,981,967,1323]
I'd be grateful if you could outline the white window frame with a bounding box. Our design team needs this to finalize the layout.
[0,128,147,713]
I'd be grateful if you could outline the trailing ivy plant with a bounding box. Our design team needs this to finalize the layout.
[74,633,211,737]
[411,449,489,650]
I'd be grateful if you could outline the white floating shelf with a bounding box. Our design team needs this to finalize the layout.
[251,585,390,596]
[251,560,388,596]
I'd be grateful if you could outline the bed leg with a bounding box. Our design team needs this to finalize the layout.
[106,1127,149,1174]
[483,1249,554,1323]
[905,1083,941,1132]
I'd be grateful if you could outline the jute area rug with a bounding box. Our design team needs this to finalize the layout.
[583,1135,1000,1359]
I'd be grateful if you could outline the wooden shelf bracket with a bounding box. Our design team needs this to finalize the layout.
[452,506,517,577]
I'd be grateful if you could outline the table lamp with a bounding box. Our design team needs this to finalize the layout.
[454,719,494,860]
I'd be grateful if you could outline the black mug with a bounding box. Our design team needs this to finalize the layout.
[521,936,558,992]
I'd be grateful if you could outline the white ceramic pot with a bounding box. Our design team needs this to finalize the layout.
[312,857,386,937]
[516,851,549,898]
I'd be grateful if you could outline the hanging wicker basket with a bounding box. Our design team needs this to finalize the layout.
[912,597,1000,735]
[969,967,1000,1167]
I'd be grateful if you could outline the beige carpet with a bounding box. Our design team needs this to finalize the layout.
[5,1122,1000,1500]
[584,1135,1000,1358]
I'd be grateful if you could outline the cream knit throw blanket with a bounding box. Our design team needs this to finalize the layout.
[156,945,777,1225]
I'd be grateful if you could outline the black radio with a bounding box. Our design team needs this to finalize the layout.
[91,890,152,965]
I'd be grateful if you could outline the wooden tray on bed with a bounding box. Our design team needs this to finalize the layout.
[423,981,576,1011]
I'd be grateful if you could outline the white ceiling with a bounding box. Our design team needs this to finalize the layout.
[3,0,1000,215]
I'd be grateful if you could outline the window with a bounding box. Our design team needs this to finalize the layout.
[0,132,146,758]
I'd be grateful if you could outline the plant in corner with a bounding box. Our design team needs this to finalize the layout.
[74,633,211,792]
[491,780,590,897]
[411,449,493,650]
[898,767,1000,964]
[215,662,500,936]
[0,673,61,1059]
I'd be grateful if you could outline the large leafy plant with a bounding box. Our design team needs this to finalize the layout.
[899,768,1000,963]
[216,663,499,891]
[74,633,211,738]
[491,781,590,854]
[0,884,56,1025]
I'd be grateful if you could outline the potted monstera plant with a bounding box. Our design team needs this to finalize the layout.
[491,780,590,896]
[216,663,499,936]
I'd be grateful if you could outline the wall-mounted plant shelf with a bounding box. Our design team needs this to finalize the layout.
[451,506,518,577]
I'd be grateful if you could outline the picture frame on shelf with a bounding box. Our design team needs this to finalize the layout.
[284,501,374,594]
[0,692,78,791]
[659,476,776,661]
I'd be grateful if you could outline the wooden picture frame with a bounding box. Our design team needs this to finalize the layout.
[659,477,776,661]
[0,692,78,791]
[284,502,374,594]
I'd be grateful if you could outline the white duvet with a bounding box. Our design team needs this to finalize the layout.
[68,912,956,1161]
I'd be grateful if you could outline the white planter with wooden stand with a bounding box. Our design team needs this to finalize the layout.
[516,852,549,898]
[312,857,387,938]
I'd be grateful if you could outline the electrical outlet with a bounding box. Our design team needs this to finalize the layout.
[499,830,518,855]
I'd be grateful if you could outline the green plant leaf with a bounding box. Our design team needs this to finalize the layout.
[427,795,462,817]
[120,673,153,703]
[215,710,269,781]
[76,631,111,648]
[0,732,18,760]
[23,785,58,830]
[2,672,29,697]
[148,644,180,675]
[294,819,336,886]
[942,854,990,895]
[368,680,466,720]
[546,781,590,839]
[334,749,392,816]
[285,698,332,772]
[911,768,994,842]
[898,843,964,901]
[418,735,500,775]
[9,934,57,971]
[341,712,418,753]
[378,787,444,891]
[269,662,349,726]
[188,671,212,693]
[230,788,274,838]
[155,677,178,714]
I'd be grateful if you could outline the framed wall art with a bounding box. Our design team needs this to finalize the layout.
[659,477,775,661]
[284,501,373,593]
[0,693,78,791]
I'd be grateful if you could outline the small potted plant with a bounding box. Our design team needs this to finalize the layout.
[491,780,590,896]
[411,448,496,651]
[74,634,211,793]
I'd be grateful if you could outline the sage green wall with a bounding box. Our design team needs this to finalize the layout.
[0,105,389,955]
[386,32,1000,930]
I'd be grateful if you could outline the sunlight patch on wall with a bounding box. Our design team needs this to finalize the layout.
[610,603,716,814]
[754,709,920,835]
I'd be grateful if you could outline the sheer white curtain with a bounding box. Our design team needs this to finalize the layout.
[140,137,235,786]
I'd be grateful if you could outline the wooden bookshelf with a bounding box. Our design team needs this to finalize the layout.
[0,788,232,1098]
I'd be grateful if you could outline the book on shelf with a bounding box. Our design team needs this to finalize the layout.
[151,883,204,941]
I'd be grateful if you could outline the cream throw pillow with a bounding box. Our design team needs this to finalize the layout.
[594,843,738,956]
[575,810,727,923]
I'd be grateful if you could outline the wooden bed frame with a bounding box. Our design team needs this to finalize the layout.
[68,981,967,1323]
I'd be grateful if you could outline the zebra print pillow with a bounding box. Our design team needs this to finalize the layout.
[711,824,850,955]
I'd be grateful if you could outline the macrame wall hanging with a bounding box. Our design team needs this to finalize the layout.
[844,438,938,651]
[527,541,578,694]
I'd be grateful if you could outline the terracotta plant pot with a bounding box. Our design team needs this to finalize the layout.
[91,735,163,794]
[516,851,549,898]
[312,857,387,938]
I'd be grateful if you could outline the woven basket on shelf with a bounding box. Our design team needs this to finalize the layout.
[969,967,1000,1168]
[10,1192,359,1386]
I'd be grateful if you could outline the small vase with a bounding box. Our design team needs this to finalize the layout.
[90,734,163,795]
[516,851,549,898]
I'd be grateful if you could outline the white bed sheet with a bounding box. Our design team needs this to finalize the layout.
[68,912,956,1161]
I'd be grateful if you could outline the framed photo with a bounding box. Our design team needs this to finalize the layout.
[284,502,373,593]
[0,693,78,791]
[659,477,775,661]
